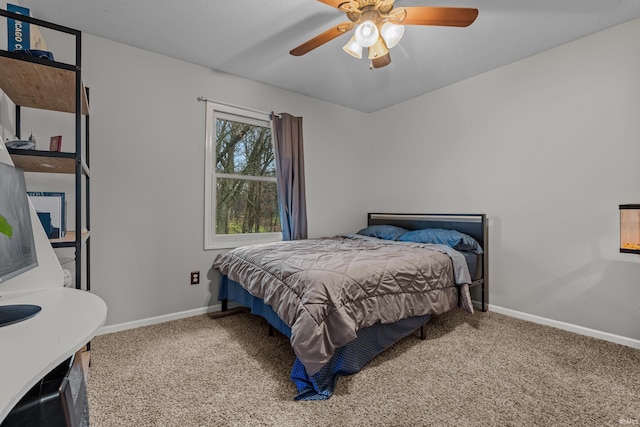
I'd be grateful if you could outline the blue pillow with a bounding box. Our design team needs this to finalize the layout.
[356,225,409,241]
[398,228,484,254]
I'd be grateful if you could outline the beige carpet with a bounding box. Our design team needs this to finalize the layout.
[87,309,640,427]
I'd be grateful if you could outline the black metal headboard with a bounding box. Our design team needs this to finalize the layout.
[367,213,489,311]
[368,213,486,246]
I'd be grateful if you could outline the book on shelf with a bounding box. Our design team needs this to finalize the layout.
[49,135,62,152]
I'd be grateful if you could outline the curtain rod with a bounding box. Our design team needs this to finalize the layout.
[197,96,282,119]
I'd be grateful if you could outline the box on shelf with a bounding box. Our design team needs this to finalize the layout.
[49,135,62,152]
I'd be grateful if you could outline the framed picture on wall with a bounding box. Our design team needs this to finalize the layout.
[27,192,66,239]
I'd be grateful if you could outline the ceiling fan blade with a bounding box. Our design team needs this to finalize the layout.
[290,22,355,56]
[316,0,346,9]
[399,7,478,27]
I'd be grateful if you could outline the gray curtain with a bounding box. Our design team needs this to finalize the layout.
[273,113,307,240]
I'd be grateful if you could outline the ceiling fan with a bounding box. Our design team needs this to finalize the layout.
[290,0,478,69]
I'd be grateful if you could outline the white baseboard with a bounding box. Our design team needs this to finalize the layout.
[100,302,640,351]
[99,304,222,335]
[489,304,640,350]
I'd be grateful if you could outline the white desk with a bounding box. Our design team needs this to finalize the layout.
[0,287,107,422]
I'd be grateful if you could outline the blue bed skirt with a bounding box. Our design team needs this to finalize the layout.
[219,276,430,400]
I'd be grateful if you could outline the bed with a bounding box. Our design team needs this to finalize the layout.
[212,213,488,400]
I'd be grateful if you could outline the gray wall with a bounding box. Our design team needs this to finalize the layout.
[83,36,372,326]
[368,18,640,340]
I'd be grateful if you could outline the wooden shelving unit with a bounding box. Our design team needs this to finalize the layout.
[7,148,89,175]
[49,231,90,248]
[0,54,89,114]
[0,9,90,291]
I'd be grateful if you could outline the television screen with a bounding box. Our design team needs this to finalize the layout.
[0,162,38,283]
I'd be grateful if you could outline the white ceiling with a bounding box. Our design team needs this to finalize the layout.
[18,0,640,113]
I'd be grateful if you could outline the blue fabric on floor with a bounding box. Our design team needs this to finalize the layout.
[219,276,430,400]
[291,314,430,400]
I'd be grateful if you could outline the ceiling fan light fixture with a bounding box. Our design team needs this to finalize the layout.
[380,22,404,49]
[354,20,379,48]
[289,2,479,71]
[342,35,363,59]
[367,37,389,60]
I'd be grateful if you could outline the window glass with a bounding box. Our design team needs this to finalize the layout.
[204,103,281,249]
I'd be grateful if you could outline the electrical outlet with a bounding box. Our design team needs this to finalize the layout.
[190,271,200,285]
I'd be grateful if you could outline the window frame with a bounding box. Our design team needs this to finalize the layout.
[204,101,281,250]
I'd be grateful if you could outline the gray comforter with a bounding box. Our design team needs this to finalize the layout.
[213,234,474,375]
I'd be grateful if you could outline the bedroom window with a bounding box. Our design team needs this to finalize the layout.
[204,101,282,250]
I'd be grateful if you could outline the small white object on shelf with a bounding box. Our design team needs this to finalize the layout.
[4,140,35,150]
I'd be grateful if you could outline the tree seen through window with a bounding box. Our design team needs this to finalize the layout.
[215,118,281,235]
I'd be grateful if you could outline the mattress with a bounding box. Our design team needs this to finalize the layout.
[213,235,474,376]
[460,251,483,281]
